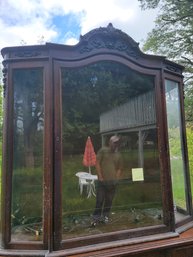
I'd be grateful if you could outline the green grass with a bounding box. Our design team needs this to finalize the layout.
[62,154,96,214]
[62,153,162,216]
[1,146,192,239]
[170,159,187,209]
[11,166,43,227]
[9,151,163,221]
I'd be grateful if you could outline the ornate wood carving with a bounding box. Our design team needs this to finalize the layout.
[79,23,141,59]
[14,51,41,58]
[2,62,8,97]
[165,65,181,74]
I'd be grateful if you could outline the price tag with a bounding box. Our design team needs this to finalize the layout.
[132,168,144,181]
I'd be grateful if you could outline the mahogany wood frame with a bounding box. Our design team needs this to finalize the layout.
[1,24,192,256]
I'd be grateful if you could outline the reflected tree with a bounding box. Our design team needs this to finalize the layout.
[62,61,154,154]
[13,69,43,168]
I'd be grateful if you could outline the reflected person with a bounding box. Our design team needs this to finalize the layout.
[92,135,122,226]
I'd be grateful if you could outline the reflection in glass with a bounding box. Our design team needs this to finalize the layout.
[62,61,162,239]
[12,69,44,241]
[165,80,188,221]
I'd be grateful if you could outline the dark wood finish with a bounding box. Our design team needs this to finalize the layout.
[1,62,13,246]
[158,69,175,230]
[1,61,49,250]
[43,60,53,250]
[53,61,63,250]
[0,227,191,256]
[1,24,192,256]
[47,227,193,257]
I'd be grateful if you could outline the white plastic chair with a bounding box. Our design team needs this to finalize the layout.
[79,177,89,195]
[76,172,89,195]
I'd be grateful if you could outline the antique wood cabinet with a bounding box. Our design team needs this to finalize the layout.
[1,24,193,257]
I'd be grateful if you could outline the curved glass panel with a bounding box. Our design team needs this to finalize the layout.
[11,69,44,241]
[165,79,188,221]
[61,61,162,240]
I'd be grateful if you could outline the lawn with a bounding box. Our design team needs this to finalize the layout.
[8,151,163,240]
[170,159,187,209]
[1,131,192,241]
[61,152,162,239]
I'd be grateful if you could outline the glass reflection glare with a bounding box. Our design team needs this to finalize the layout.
[165,80,188,221]
[62,61,162,239]
[12,69,44,241]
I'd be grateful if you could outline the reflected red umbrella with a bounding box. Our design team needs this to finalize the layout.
[83,136,96,174]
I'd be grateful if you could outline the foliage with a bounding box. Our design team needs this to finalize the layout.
[186,126,193,177]
[62,61,154,154]
[138,0,193,122]
[184,86,193,124]
[139,0,193,69]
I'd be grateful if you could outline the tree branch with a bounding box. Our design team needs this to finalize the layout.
[182,56,193,65]
[162,13,193,24]
[184,76,193,83]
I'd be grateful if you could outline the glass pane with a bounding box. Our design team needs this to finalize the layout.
[165,80,188,221]
[62,61,162,240]
[12,69,44,241]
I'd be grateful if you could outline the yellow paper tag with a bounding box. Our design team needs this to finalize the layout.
[132,168,144,181]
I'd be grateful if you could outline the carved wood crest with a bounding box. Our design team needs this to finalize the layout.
[78,23,141,59]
